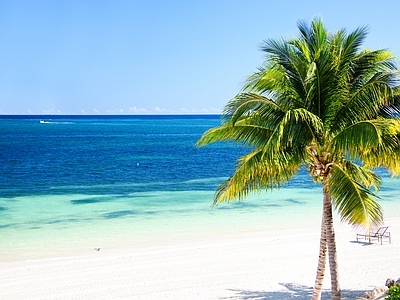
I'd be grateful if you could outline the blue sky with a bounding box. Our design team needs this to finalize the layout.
[1,1,399,115]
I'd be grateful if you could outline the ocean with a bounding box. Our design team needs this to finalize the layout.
[1,115,399,261]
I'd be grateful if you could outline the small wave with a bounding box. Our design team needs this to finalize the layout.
[40,120,74,124]
[182,177,228,184]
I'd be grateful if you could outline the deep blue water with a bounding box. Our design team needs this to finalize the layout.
[1,115,250,197]
[1,114,392,198]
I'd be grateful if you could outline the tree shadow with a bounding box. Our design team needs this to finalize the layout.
[221,283,368,299]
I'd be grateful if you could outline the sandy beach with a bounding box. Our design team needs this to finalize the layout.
[1,217,398,300]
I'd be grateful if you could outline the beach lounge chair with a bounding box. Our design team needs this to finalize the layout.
[356,226,391,244]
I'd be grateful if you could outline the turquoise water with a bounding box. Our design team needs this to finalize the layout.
[1,115,399,261]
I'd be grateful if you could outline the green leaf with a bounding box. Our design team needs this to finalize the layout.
[327,164,383,228]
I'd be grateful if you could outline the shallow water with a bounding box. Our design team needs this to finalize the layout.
[1,115,399,261]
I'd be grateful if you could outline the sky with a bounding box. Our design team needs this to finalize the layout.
[1,1,400,115]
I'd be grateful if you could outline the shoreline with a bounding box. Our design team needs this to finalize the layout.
[1,217,398,299]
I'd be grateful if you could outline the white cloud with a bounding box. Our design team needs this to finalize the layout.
[128,106,150,113]
[153,107,169,113]
[93,108,100,113]
[150,107,221,114]
[179,107,221,114]
[105,109,124,113]
[42,109,61,114]
[206,107,221,113]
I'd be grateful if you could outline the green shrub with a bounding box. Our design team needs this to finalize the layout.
[386,284,400,300]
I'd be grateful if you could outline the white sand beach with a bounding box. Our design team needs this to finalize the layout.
[0,218,398,300]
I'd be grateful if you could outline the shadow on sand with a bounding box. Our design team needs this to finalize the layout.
[350,240,383,247]
[222,283,368,299]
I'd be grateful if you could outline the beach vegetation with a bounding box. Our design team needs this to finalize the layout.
[387,284,400,300]
[196,18,400,300]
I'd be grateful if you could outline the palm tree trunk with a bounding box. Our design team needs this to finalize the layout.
[323,184,341,300]
[312,215,327,300]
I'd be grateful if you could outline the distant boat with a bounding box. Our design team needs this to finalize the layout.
[39,120,49,124]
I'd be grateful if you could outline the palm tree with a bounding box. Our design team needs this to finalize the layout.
[196,18,400,300]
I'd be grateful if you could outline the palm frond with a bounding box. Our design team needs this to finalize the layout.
[360,119,400,174]
[331,120,382,154]
[334,54,398,124]
[213,148,301,204]
[332,119,400,169]
[334,25,369,69]
[221,93,283,125]
[327,164,383,228]
[195,122,270,148]
[341,161,382,191]
[274,108,324,150]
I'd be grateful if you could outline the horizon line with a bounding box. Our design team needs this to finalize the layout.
[0,113,223,118]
